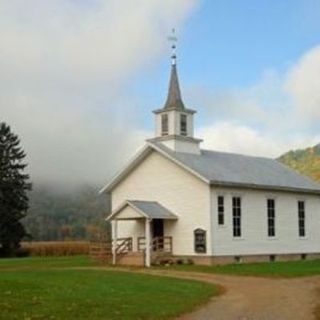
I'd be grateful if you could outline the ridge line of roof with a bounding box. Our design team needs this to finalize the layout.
[199,148,274,160]
[150,141,320,193]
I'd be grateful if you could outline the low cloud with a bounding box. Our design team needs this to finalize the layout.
[1,1,319,188]
[0,0,197,188]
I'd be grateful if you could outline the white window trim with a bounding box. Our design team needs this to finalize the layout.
[232,195,242,239]
[297,199,307,239]
[217,194,226,228]
[267,197,276,238]
[161,113,169,136]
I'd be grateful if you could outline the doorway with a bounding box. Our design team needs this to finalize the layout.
[152,219,164,250]
[152,219,164,238]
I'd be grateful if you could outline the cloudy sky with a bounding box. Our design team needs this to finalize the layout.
[1,0,320,188]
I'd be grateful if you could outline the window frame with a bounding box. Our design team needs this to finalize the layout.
[161,114,169,136]
[194,228,206,253]
[217,195,225,226]
[180,114,187,136]
[298,200,306,238]
[267,198,276,237]
[232,197,241,238]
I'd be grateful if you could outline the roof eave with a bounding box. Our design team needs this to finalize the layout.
[100,141,210,194]
[147,141,210,184]
[209,180,320,195]
[99,145,153,194]
[153,108,196,114]
[106,200,149,222]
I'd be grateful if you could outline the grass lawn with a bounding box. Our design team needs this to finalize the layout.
[168,259,320,277]
[0,256,217,320]
[0,256,94,271]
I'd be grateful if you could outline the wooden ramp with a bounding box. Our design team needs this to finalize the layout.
[89,241,112,263]
[89,237,133,264]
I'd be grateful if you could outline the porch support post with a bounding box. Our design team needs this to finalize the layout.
[145,218,151,267]
[112,220,118,265]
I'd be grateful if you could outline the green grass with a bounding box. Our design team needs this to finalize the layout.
[0,257,217,320]
[0,256,94,270]
[167,259,320,277]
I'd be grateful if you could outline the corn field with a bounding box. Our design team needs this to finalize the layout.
[21,241,90,256]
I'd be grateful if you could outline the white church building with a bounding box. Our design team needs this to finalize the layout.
[101,49,320,267]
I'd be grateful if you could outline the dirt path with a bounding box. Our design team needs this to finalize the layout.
[79,267,320,320]
[149,270,320,320]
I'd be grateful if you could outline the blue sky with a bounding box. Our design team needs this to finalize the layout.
[1,0,320,187]
[135,0,320,129]
[183,0,320,86]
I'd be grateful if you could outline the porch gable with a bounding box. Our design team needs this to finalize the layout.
[107,200,178,221]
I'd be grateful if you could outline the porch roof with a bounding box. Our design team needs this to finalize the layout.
[107,200,178,221]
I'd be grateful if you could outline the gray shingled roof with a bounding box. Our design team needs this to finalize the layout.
[128,200,178,219]
[152,142,320,194]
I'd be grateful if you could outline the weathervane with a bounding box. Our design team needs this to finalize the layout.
[167,28,178,65]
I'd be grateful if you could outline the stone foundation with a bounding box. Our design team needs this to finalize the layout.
[172,252,320,265]
[114,251,320,266]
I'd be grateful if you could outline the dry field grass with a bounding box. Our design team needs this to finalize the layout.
[21,241,90,256]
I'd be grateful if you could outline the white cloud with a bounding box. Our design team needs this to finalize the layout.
[0,0,198,188]
[1,1,319,188]
[285,45,320,125]
[193,45,320,158]
[198,122,320,158]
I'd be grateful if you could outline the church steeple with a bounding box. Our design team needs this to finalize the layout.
[163,62,185,111]
[150,30,202,155]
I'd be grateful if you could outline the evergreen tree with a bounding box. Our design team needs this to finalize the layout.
[0,122,31,256]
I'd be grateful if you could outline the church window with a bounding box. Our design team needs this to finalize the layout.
[217,196,224,225]
[298,201,306,237]
[180,114,187,136]
[267,199,276,237]
[232,197,241,237]
[194,229,206,253]
[161,114,168,136]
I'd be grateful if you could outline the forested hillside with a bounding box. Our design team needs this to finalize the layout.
[24,185,110,241]
[278,143,320,182]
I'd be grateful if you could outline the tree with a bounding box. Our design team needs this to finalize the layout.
[0,122,31,256]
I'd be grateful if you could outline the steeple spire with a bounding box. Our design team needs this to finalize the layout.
[163,29,185,111]
[151,30,201,154]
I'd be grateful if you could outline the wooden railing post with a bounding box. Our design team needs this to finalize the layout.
[112,220,118,265]
[145,219,151,267]
[138,236,173,254]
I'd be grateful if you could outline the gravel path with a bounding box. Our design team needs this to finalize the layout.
[144,269,320,320]
[78,267,320,320]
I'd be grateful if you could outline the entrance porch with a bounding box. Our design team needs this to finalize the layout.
[107,200,178,267]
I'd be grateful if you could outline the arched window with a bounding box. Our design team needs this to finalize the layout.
[194,229,206,253]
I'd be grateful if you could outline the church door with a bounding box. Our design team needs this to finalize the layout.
[152,219,164,238]
[152,219,164,250]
